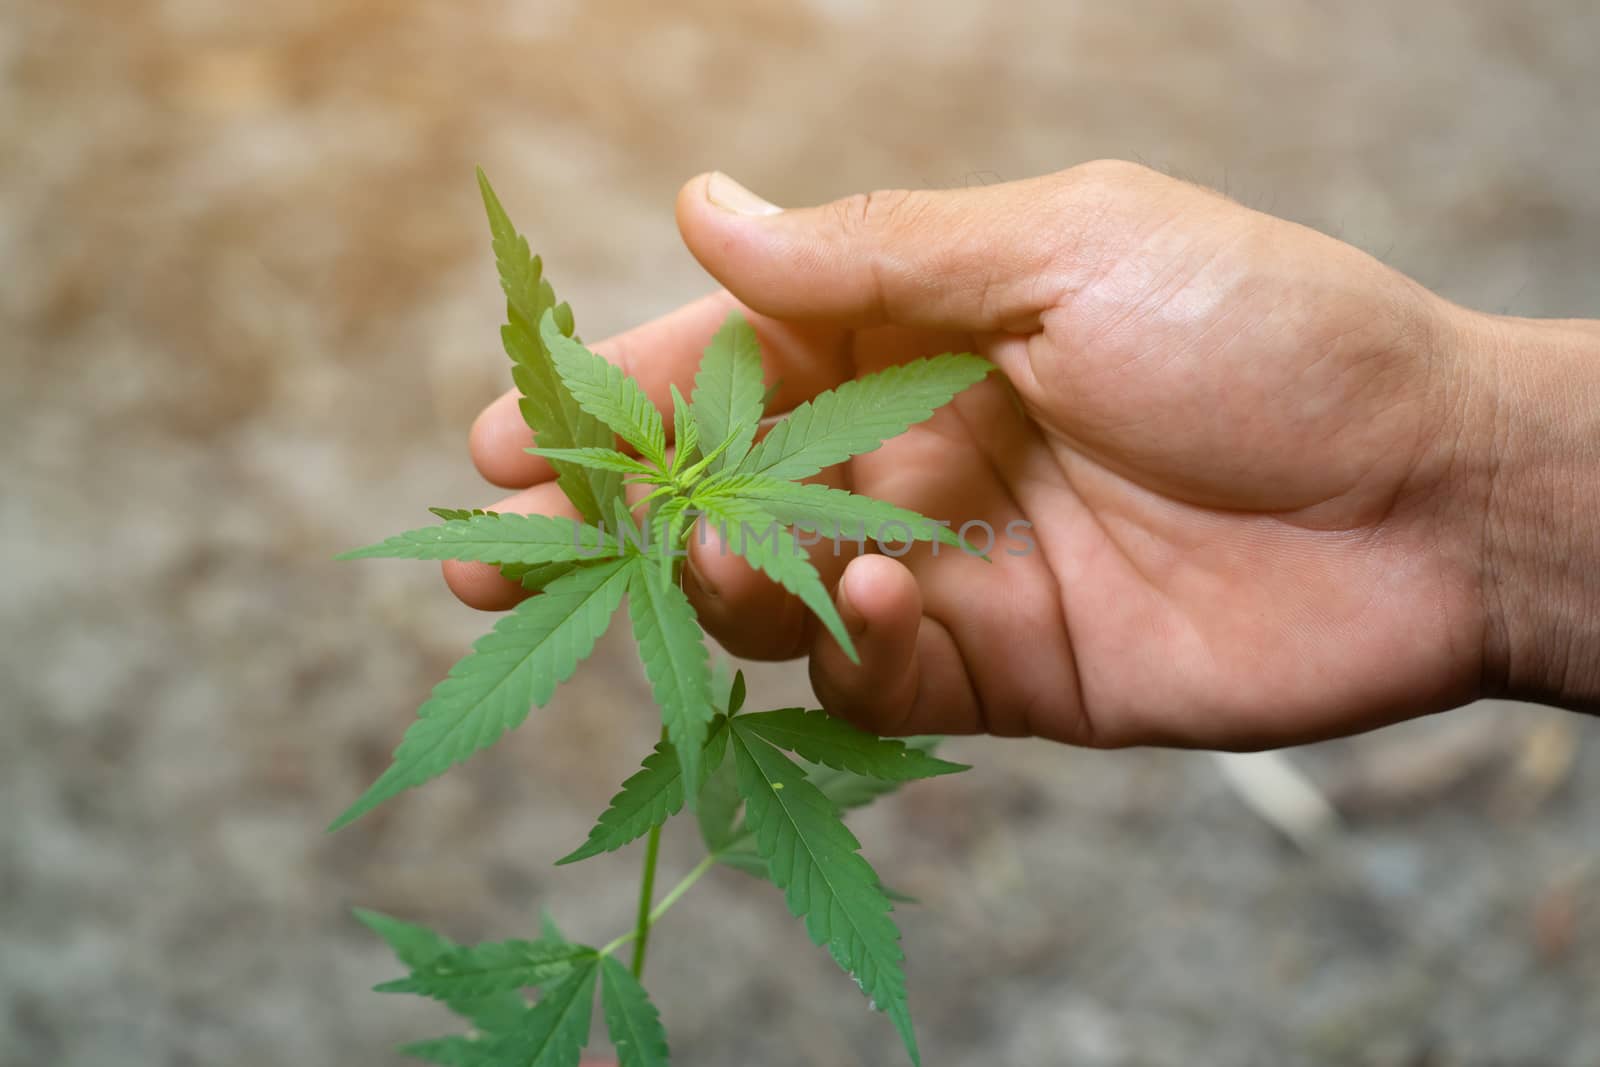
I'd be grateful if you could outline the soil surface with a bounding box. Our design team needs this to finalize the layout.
[5,2,1597,1065]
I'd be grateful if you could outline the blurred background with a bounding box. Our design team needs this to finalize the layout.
[5,1,1598,1064]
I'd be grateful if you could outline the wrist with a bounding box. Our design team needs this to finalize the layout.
[1458,308,1600,711]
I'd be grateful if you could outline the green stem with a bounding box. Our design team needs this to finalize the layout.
[648,853,717,922]
[598,851,721,960]
[628,825,663,978]
[597,930,636,959]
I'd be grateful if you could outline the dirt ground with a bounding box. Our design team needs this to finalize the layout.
[5,2,1598,1065]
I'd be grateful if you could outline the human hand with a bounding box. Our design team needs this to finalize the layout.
[448,162,1598,747]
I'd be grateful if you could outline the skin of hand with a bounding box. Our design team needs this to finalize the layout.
[446,160,1600,749]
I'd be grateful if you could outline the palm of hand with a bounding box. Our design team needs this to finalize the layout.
[835,217,1481,748]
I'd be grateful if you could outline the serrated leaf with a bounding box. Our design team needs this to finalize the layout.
[650,497,692,582]
[505,322,623,523]
[713,848,769,879]
[675,425,744,486]
[477,169,569,344]
[668,383,700,478]
[599,956,670,1067]
[500,560,580,593]
[478,169,621,523]
[730,728,919,1064]
[556,721,728,865]
[691,310,765,474]
[695,728,743,855]
[330,558,636,830]
[608,497,650,558]
[698,476,968,554]
[734,353,991,482]
[739,708,968,781]
[355,908,457,969]
[727,670,747,716]
[480,957,600,1067]
[338,513,614,566]
[627,564,715,807]
[706,739,951,867]
[531,915,577,997]
[804,737,948,814]
[399,1035,492,1066]
[355,909,526,1033]
[541,311,667,467]
[418,519,579,591]
[377,941,596,1000]
[690,847,911,907]
[694,495,857,663]
[527,447,658,477]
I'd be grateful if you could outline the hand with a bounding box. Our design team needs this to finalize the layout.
[448,161,1595,748]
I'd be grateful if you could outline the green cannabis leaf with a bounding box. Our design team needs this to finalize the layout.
[342,171,998,1067]
[478,170,622,525]
[691,493,858,662]
[499,560,582,593]
[805,737,954,814]
[692,673,748,855]
[668,384,701,475]
[599,956,671,1067]
[709,847,770,880]
[376,940,595,1000]
[695,741,745,855]
[698,476,969,554]
[556,721,729,865]
[541,311,668,467]
[355,909,527,1034]
[330,557,634,830]
[627,562,716,803]
[737,707,969,781]
[428,507,492,521]
[355,907,460,968]
[483,957,600,1067]
[526,446,659,477]
[420,512,584,591]
[699,736,957,882]
[690,310,766,474]
[730,724,920,1065]
[337,512,614,565]
[732,353,991,482]
[556,741,686,865]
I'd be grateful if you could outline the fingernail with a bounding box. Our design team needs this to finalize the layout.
[838,572,868,638]
[706,171,782,216]
[687,557,719,599]
[686,521,721,598]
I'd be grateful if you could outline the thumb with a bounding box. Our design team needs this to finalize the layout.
[675,169,1088,334]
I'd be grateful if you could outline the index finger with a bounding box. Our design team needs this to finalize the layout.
[469,290,853,489]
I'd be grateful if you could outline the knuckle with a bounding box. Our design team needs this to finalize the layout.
[1065,157,1155,189]
[832,188,924,240]
[1054,159,1171,215]
[1063,158,1235,213]
[826,189,938,322]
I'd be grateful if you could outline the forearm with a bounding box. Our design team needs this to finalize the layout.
[1462,309,1600,712]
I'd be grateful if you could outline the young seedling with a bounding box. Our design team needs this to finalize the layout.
[334,170,993,1066]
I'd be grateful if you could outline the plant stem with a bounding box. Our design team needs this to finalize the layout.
[647,852,716,922]
[597,851,720,960]
[628,825,663,978]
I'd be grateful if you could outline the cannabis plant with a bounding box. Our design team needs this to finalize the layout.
[334,171,993,1066]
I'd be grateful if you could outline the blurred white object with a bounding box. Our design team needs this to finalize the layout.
[1212,750,1340,850]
